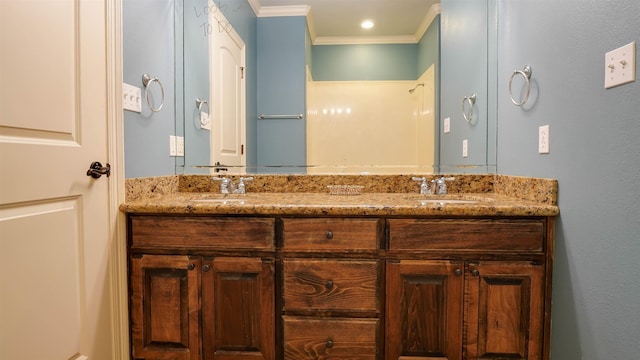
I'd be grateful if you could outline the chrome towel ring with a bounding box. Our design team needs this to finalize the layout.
[508,65,532,106]
[462,93,476,123]
[196,97,210,128]
[142,73,164,112]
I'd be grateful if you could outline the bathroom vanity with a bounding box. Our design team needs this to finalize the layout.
[122,174,558,360]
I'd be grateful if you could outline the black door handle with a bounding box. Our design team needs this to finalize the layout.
[86,161,111,179]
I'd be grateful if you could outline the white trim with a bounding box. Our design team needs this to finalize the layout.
[107,0,129,358]
[247,0,261,16]
[256,5,310,17]
[413,3,441,42]
[313,35,418,46]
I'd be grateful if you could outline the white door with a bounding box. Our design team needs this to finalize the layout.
[0,1,115,359]
[210,12,246,174]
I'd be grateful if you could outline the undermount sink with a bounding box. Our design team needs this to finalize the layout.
[186,194,255,204]
[404,194,492,205]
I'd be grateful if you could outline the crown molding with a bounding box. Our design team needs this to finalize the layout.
[313,35,418,46]
[256,5,310,17]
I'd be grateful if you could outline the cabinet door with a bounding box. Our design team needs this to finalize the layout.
[130,255,201,360]
[202,257,275,360]
[386,260,464,360]
[465,261,544,360]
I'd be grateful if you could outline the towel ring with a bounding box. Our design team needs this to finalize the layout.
[508,65,532,106]
[142,73,164,112]
[462,93,476,123]
[195,98,210,127]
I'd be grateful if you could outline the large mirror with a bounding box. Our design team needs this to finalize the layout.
[176,0,497,175]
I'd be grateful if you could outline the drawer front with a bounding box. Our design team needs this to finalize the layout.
[282,218,380,251]
[283,316,379,360]
[283,259,379,312]
[130,216,275,250]
[388,218,545,252]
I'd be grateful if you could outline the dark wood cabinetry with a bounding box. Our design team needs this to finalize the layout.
[128,215,553,360]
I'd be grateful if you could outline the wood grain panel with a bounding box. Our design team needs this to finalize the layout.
[388,219,544,252]
[130,216,275,250]
[283,316,378,359]
[283,259,379,312]
[282,218,380,251]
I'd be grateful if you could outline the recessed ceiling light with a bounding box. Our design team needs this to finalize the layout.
[361,20,374,29]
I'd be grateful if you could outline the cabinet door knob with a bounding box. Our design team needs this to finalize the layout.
[326,339,334,349]
[471,269,480,277]
[325,231,333,240]
[187,263,195,271]
[203,264,211,272]
[454,268,463,276]
[325,280,334,289]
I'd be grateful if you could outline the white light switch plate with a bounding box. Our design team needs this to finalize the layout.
[122,82,142,112]
[462,139,468,157]
[539,125,550,154]
[605,41,636,89]
[443,117,451,133]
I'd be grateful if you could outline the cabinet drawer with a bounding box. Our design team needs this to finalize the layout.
[283,316,378,360]
[282,218,380,251]
[283,259,379,312]
[130,216,275,250]
[388,219,545,252]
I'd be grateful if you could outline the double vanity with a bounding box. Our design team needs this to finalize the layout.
[121,174,558,360]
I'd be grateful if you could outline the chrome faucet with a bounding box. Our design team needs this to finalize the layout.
[213,177,254,194]
[433,176,455,195]
[412,177,432,194]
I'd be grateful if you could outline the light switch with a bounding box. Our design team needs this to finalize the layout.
[604,41,636,89]
[169,135,177,156]
[122,82,142,112]
[176,136,185,157]
[462,139,468,157]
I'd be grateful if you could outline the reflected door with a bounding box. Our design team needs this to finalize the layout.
[210,12,246,174]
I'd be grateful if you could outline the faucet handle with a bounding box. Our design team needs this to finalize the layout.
[435,176,455,195]
[235,177,254,194]
[213,177,232,194]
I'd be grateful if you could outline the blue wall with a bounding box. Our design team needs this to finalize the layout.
[256,16,308,172]
[123,0,176,178]
[312,44,418,81]
[495,0,640,358]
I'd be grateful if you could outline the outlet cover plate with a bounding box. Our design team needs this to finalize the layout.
[605,41,636,89]
[443,117,451,133]
[462,139,468,157]
[539,125,550,154]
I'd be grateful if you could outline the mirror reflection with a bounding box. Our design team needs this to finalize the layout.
[176,0,496,175]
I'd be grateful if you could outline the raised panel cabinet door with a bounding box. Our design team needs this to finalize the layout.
[130,255,201,360]
[202,257,276,360]
[386,260,464,360]
[465,261,545,360]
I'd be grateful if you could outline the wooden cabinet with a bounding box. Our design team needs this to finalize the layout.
[128,216,276,360]
[280,218,382,360]
[386,219,549,360]
[127,215,553,360]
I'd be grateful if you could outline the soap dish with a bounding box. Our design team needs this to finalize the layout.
[327,185,364,196]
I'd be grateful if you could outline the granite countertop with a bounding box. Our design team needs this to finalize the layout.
[120,191,559,217]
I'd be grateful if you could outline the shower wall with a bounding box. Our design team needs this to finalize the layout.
[306,65,436,174]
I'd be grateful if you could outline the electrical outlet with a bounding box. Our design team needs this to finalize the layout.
[604,41,636,89]
[122,82,142,112]
[443,117,451,133]
[462,139,468,157]
[169,135,177,156]
[539,125,550,154]
[176,136,185,157]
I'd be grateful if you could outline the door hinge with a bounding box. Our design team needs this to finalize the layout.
[240,66,245,79]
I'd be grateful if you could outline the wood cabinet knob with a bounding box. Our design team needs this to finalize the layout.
[325,231,333,239]
[325,280,334,289]
[203,264,211,272]
[187,263,195,271]
[454,268,463,276]
[471,269,480,277]
[326,339,334,349]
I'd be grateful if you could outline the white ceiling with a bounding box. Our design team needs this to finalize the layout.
[252,0,441,44]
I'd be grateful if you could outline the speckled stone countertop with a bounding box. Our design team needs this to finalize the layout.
[121,174,559,217]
